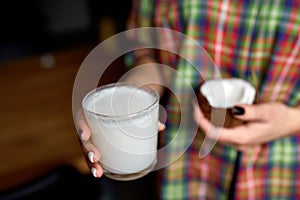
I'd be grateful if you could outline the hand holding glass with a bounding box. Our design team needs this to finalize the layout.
[82,83,159,181]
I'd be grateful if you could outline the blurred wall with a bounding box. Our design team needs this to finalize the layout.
[0,0,132,61]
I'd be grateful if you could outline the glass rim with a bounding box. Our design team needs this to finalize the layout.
[82,82,159,120]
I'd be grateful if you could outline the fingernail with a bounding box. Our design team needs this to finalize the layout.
[88,151,94,163]
[233,106,245,115]
[91,167,97,177]
[77,129,83,139]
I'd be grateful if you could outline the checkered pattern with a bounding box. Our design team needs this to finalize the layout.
[127,0,300,199]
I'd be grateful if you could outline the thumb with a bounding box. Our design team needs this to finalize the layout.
[232,104,268,122]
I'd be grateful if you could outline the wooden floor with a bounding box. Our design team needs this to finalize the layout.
[0,45,126,190]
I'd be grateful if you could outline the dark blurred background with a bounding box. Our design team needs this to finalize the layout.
[0,0,132,61]
[0,1,159,200]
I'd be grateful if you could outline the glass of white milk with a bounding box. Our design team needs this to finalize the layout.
[82,83,159,181]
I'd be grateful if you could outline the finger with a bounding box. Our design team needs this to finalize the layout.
[193,103,224,143]
[217,124,259,147]
[193,103,252,152]
[81,142,103,178]
[85,154,104,178]
[83,145,103,178]
[75,109,91,141]
[232,104,268,122]
[236,145,250,152]
[90,163,104,178]
[81,140,101,163]
[208,129,251,151]
[193,102,249,145]
[158,121,166,131]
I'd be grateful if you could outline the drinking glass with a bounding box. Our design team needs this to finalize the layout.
[82,83,159,181]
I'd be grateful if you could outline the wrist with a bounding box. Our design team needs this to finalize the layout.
[286,106,300,135]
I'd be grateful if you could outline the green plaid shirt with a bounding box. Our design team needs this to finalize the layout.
[127,0,300,199]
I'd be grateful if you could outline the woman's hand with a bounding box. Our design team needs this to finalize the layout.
[193,102,300,151]
[75,56,167,177]
[75,109,103,178]
[75,108,166,178]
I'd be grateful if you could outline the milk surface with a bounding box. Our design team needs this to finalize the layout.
[83,85,159,174]
[85,86,155,116]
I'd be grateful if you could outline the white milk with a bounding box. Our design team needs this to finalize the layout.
[83,85,159,175]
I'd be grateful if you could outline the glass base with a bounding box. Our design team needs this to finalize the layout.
[103,159,157,181]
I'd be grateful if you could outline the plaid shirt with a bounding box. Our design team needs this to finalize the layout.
[127,0,300,199]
